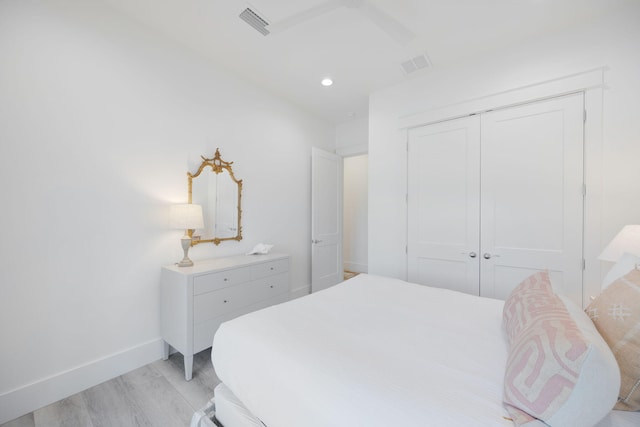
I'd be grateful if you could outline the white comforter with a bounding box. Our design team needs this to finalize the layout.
[211,274,639,427]
[213,274,514,426]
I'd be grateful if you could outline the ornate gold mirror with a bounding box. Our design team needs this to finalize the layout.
[188,149,243,245]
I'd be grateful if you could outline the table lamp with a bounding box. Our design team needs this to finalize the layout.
[169,204,204,267]
[599,225,640,262]
[599,225,640,288]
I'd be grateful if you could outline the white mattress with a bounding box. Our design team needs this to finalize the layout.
[211,274,640,427]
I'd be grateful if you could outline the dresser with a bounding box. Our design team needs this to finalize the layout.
[160,253,290,380]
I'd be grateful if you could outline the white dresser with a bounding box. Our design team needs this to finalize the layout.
[160,253,290,380]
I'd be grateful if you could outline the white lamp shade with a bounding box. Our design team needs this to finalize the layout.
[169,204,204,230]
[598,225,640,262]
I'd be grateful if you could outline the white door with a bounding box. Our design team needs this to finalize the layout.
[407,115,481,294]
[407,93,585,303]
[311,147,343,292]
[480,94,585,302]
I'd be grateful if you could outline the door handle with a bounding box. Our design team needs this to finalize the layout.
[461,251,477,258]
[483,253,501,259]
[312,239,323,244]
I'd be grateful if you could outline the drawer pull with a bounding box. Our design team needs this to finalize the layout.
[270,285,274,288]
[223,300,228,303]
[270,267,274,271]
[224,278,228,281]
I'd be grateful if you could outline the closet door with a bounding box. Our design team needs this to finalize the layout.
[407,116,481,295]
[479,93,585,302]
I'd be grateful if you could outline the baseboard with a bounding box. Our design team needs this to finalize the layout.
[344,262,368,274]
[0,338,164,424]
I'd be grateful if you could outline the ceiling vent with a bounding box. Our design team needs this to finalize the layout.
[239,7,270,36]
[401,53,432,75]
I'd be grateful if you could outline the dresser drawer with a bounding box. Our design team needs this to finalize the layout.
[250,258,289,280]
[192,311,237,354]
[194,282,254,322]
[193,268,251,295]
[193,272,289,323]
[251,273,289,301]
[193,291,290,353]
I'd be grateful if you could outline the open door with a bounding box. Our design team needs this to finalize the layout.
[311,147,343,292]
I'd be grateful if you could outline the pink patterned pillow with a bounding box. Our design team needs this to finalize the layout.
[586,269,640,411]
[502,271,620,426]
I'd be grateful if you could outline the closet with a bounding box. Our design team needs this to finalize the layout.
[407,93,585,303]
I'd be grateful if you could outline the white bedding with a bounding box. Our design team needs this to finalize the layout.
[211,274,640,427]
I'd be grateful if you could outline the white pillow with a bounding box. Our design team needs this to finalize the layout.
[602,252,639,289]
[555,295,621,425]
[502,272,620,427]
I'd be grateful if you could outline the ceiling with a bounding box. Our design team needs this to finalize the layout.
[98,0,628,124]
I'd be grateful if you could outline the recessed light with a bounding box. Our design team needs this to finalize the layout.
[321,77,333,87]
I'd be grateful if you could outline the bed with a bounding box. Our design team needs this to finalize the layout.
[192,273,640,427]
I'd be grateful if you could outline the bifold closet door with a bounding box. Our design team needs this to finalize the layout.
[407,115,481,295]
[479,94,585,302]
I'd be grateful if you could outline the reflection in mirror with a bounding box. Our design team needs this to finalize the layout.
[215,174,239,238]
[188,149,242,245]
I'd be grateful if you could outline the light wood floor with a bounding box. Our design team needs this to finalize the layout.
[343,270,360,280]
[2,349,219,427]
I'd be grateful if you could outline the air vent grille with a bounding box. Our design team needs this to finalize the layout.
[239,7,270,36]
[401,53,431,75]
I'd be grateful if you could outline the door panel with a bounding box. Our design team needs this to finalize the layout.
[311,147,343,292]
[480,94,585,302]
[407,116,481,295]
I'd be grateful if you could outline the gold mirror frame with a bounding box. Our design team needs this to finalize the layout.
[188,148,243,246]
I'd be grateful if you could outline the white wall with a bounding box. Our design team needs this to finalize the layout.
[369,5,640,293]
[336,116,368,156]
[0,0,334,422]
[343,155,368,273]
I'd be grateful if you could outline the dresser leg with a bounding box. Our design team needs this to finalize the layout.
[185,355,193,381]
[162,341,170,361]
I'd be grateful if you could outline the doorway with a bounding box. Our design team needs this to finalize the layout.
[343,154,368,279]
[311,148,369,292]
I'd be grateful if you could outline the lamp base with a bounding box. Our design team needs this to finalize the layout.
[177,235,194,267]
[177,258,194,267]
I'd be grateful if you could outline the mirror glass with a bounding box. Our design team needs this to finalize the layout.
[188,149,242,245]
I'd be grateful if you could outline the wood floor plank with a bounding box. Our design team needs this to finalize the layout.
[0,351,217,427]
[33,393,94,427]
[117,364,195,426]
[153,348,219,412]
[82,375,154,427]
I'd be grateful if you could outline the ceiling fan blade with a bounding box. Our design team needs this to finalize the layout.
[358,1,415,45]
[268,0,345,34]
